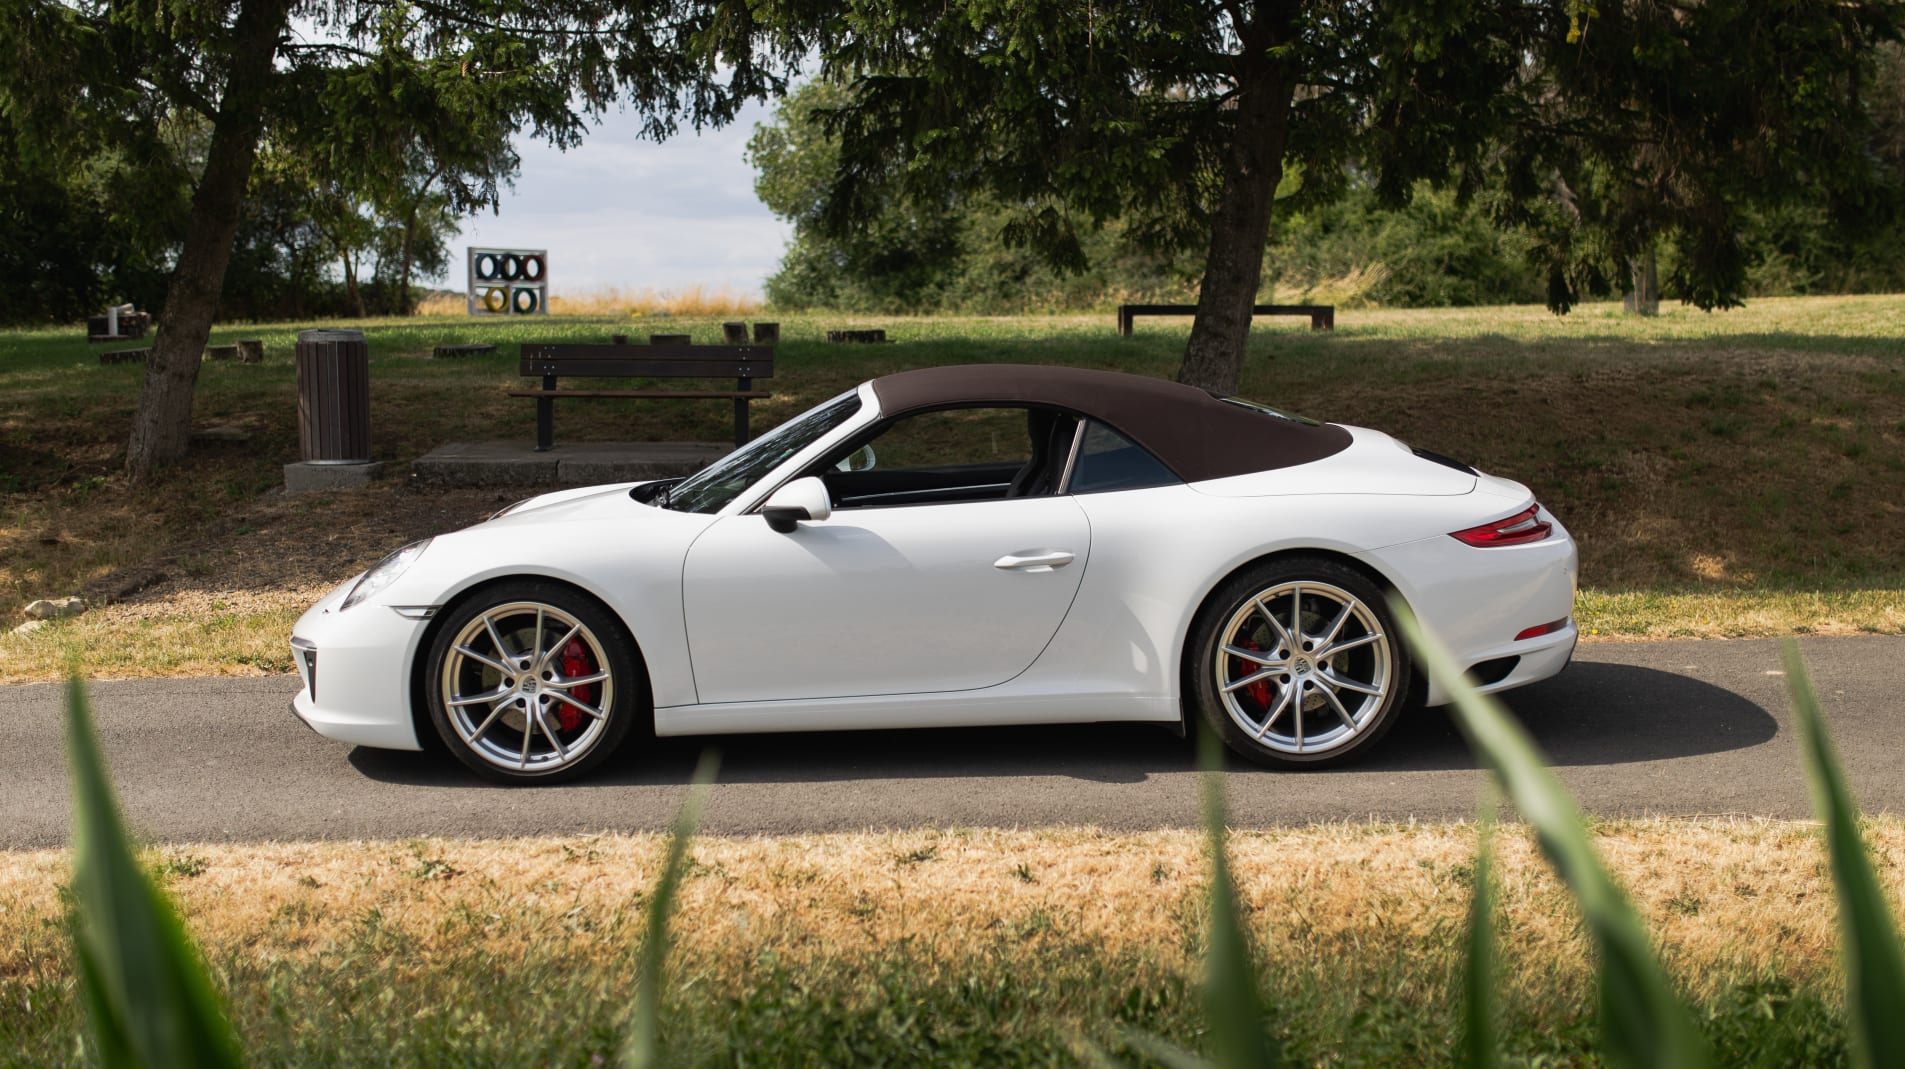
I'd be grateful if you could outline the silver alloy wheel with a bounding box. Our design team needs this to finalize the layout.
[439,600,615,775]
[1212,579,1393,756]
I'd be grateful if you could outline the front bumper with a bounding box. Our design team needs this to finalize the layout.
[287,580,431,751]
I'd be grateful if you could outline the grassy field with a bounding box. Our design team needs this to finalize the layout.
[2,820,1892,1065]
[2,294,1903,680]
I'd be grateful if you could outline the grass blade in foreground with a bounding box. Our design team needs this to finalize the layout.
[1198,729,1281,1069]
[1082,732,1280,1069]
[1393,603,1709,1069]
[1460,793,1500,1069]
[619,750,720,1069]
[1781,640,1905,1069]
[66,675,243,1069]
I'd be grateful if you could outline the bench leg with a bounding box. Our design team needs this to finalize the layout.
[735,376,751,446]
[535,373,557,451]
[1117,307,1133,336]
[1313,309,1335,331]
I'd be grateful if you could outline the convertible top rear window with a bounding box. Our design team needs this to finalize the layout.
[1217,397,1320,426]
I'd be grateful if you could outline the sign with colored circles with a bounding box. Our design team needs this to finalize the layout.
[466,247,549,315]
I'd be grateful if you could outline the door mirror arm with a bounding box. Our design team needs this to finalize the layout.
[763,506,808,534]
[759,477,833,533]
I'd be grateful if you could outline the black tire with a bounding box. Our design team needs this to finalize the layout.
[1187,556,1412,769]
[424,579,644,784]
[474,253,500,281]
[512,287,540,314]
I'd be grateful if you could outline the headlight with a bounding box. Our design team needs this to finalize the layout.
[341,538,432,611]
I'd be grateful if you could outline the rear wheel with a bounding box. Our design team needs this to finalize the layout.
[1189,558,1411,768]
[425,580,641,784]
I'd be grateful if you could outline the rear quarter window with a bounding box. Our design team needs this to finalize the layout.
[1067,422,1179,493]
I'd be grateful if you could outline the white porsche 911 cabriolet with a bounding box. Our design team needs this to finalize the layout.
[290,364,1577,783]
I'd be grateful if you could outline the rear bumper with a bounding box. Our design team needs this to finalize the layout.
[1462,623,1578,700]
[1360,514,1579,706]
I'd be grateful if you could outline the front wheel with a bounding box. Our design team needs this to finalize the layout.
[1189,558,1411,768]
[424,580,642,784]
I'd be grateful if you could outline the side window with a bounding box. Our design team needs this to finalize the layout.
[1066,421,1179,494]
[824,406,1079,509]
[858,407,1035,470]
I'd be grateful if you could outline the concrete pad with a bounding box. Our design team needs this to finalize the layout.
[284,461,385,494]
[412,441,728,488]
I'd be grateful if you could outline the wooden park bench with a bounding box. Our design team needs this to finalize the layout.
[1116,303,1334,335]
[513,342,773,451]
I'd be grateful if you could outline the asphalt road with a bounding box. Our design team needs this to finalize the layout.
[3,635,1901,848]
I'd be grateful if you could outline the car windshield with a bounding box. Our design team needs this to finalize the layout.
[662,391,863,514]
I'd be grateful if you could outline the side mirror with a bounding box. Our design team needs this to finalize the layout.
[761,476,833,533]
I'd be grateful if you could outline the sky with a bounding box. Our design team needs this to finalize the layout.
[454,100,793,300]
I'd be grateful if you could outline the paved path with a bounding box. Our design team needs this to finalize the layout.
[3,636,1901,848]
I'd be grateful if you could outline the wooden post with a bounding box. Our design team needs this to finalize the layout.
[752,322,780,345]
[722,321,749,344]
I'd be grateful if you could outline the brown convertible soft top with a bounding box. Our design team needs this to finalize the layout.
[868,364,1351,483]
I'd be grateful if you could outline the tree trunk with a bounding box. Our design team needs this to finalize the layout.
[1177,47,1299,395]
[397,227,415,315]
[341,245,365,318]
[1626,245,1659,316]
[125,0,291,482]
[399,168,442,316]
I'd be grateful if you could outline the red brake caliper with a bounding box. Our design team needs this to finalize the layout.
[1235,638,1273,710]
[557,639,595,732]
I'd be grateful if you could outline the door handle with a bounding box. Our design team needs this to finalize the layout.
[994,550,1075,573]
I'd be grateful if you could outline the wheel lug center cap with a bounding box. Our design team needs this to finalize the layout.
[1295,658,1313,674]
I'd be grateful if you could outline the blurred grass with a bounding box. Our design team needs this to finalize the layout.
[1400,602,1710,1068]
[9,817,1897,1067]
[1783,641,1905,1069]
[2,293,1902,678]
[64,677,241,1067]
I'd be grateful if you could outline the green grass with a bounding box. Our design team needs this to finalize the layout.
[2,294,1904,679]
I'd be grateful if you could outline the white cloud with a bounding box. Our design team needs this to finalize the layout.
[456,99,793,298]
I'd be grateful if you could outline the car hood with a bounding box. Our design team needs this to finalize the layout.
[480,482,648,527]
[1189,425,1478,497]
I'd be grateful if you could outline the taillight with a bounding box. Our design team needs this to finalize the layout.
[1450,505,1552,547]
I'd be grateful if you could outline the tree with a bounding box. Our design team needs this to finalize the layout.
[746,0,1541,392]
[1497,1,1905,316]
[2,0,794,480]
[747,0,1902,392]
[749,80,1543,313]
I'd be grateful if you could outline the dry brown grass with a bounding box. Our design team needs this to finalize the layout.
[413,286,764,318]
[2,820,1894,1005]
[0,485,507,683]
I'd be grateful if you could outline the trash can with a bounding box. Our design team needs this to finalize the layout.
[295,329,371,463]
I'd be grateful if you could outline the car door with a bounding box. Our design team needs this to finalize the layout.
[681,494,1092,702]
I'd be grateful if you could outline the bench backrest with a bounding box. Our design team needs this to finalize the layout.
[519,342,774,381]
